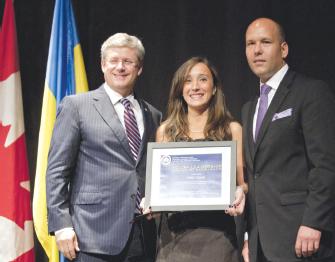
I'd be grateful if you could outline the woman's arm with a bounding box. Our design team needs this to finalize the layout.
[225,121,247,216]
[230,121,248,193]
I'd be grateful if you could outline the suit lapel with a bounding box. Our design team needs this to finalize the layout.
[254,70,295,154]
[246,97,258,164]
[137,99,151,165]
[92,86,134,161]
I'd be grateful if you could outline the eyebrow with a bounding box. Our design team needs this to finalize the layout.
[187,73,210,77]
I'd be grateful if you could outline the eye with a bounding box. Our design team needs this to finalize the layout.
[109,59,119,64]
[124,60,134,66]
[184,78,192,83]
[246,41,255,47]
[199,77,208,82]
[262,39,272,45]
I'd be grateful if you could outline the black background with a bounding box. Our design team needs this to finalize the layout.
[2,0,335,260]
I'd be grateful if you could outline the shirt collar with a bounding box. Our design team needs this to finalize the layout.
[103,83,135,106]
[260,64,289,91]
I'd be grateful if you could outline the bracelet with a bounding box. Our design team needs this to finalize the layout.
[237,184,248,194]
[236,185,244,194]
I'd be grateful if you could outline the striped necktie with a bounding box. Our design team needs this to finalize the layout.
[121,98,142,213]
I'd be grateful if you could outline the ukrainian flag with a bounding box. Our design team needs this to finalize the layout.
[32,0,88,261]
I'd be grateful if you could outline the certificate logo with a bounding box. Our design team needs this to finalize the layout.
[160,155,171,166]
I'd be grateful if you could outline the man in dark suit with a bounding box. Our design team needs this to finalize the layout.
[241,18,335,262]
[46,33,161,261]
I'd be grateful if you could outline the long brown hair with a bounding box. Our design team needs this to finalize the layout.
[163,57,233,141]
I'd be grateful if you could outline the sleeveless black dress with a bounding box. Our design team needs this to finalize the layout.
[156,138,239,262]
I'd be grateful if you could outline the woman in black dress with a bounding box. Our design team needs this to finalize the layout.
[154,57,247,262]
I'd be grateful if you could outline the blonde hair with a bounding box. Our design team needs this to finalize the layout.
[101,33,145,64]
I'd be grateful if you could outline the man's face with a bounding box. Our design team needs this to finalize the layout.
[101,47,142,96]
[245,19,288,83]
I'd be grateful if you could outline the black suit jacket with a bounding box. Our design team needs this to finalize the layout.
[242,70,335,262]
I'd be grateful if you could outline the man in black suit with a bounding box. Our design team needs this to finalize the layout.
[241,18,335,262]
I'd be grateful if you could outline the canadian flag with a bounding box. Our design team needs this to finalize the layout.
[0,0,35,261]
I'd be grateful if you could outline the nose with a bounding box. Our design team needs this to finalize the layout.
[254,42,262,55]
[115,61,125,70]
[191,81,199,91]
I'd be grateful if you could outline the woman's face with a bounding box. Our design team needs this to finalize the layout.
[182,62,215,112]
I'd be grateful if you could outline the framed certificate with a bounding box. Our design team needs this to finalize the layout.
[144,141,236,212]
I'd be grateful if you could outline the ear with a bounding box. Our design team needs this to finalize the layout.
[212,87,217,95]
[137,66,143,76]
[101,59,106,73]
[281,41,289,59]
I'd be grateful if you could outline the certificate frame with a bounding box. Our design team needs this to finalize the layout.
[144,141,236,212]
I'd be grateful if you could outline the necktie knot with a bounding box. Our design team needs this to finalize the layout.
[120,98,131,109]
[260,84,271,96]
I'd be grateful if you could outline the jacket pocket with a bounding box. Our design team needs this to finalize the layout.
[71,192,102,205]
[280,191,307,206]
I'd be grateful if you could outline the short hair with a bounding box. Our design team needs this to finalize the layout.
[101,33,145,64]
[246,18,286,43]
[276,21,286,43]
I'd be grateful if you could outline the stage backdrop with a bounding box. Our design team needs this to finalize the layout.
[2,0,335,260]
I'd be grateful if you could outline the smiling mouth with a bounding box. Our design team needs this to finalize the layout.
[190,93,204,99]
[113,74,128,79]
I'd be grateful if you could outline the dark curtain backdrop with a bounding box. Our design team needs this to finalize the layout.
[1,0,335,260]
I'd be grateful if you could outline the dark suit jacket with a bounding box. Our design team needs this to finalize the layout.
[46,86,161,255]
[242,70,335,262]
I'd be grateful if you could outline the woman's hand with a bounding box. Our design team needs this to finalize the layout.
[140,198,160,220]
[225,186,245,216]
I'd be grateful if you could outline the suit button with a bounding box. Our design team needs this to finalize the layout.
[130,194,136,199]
[254,173,259,179]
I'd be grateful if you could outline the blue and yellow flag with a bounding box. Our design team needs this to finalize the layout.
[32,0,88,261]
